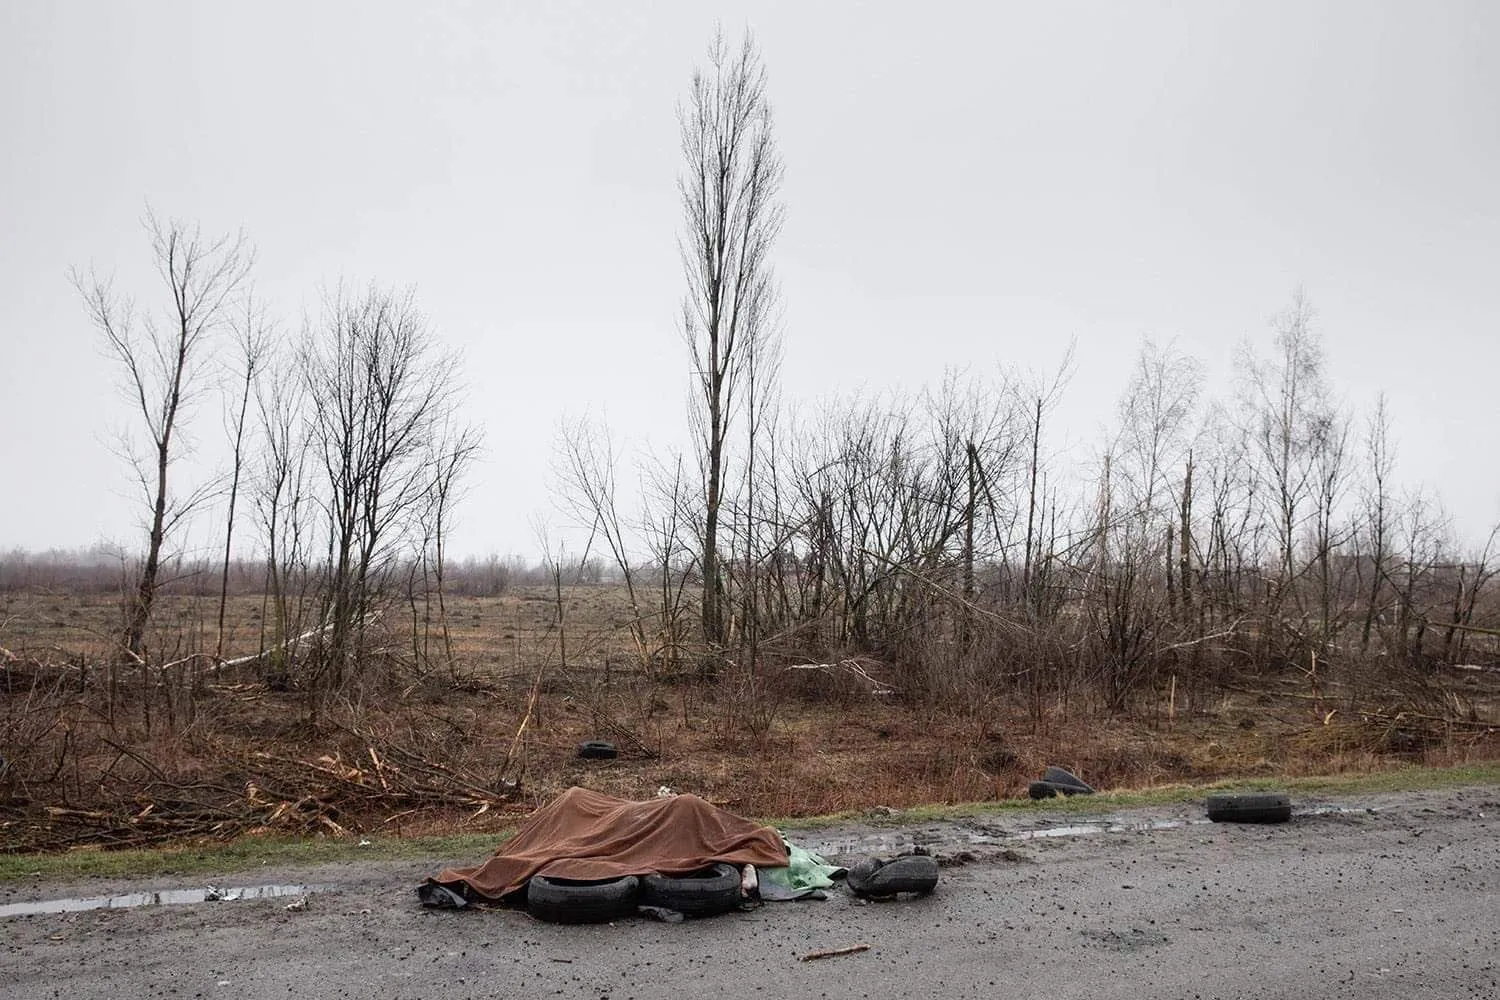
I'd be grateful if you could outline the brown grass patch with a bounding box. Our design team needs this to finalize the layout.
[2,585,1498,852]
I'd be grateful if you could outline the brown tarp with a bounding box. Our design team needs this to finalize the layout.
[428,787,790,901]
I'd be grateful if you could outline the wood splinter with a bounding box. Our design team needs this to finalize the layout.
[798,943,870,962]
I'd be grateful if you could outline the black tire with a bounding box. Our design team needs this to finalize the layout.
[526,874,639,924]
[1041,766,1094,793]
[1205,792,1292,824]
[576,740,619,760]
[1028,780,1060,799]
[415,881,469,909]
[1028,779,1090,799]
[639,863,741,917]
[847,854,939,898]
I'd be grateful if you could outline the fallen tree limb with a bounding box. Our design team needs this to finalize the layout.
[799,943,870,962]
[216,617,342,670]
[1418,619,1500,638]
[1150,620,1247,656]
[783,659,896,695]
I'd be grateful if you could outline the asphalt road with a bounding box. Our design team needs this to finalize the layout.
[2,785,1497,1000]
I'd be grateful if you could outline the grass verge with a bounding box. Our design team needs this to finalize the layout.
[3,760,1497,884]
[0,831,514,884]
[845,759,1500,826]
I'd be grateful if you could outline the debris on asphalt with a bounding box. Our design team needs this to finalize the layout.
[799,943,870,962]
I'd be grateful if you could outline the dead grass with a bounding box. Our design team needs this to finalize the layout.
[2,585,1498,855]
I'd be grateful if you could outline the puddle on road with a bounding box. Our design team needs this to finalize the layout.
[0,884,315,918]
[802,805,1372,856]
[804,817,1215,854]
[988,817,1214,842]
[1302,805,1371,817]
[1004,823,1112,840]
[968,805,1370,845]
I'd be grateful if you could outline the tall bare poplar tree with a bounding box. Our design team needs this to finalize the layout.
[73,212,251,661]
[678,30,784,648]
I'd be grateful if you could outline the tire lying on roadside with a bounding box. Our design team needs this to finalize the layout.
[576,740,619,760]
[1029,781,1094,799]
[639,863,742,917]
[1040,766,1094,793]
[1205,792,1292,824]
[846,854,940,898]
[1029,767,1095,799]
[526,874,639,923]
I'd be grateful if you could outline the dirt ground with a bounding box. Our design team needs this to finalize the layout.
[5,585,1499,854]
[2,784,1496,1000]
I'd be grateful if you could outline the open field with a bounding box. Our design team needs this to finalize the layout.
[2,584,1499,855]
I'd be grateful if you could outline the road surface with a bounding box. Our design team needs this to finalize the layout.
[2,785,1497,999]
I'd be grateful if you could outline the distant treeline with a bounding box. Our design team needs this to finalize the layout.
[0,549,621,598]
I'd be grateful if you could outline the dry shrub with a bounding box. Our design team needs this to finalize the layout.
[6,578,1500,851]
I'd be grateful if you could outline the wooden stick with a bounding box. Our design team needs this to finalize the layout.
[799,943,870,962]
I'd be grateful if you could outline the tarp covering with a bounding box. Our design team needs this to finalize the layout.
[426,787,789,902]
[758,839,846,900]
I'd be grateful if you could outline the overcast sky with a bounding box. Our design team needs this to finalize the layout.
[2,0,1497,559]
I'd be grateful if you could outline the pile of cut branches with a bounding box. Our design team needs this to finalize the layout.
[0,731,520,854]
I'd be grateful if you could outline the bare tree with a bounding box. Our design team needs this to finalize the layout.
[926,369,1023,627]
[1238,290,1334,653]
[417,419,482,674]
[1442,525,1500,664]
[1391,489,1447,667]
[1195,402,1260,623]
[1020,347,1075,615]
[302,284,458,690]
[72,212,251,661]
[557,416,649,666]
[253,338,311,687]
[1307,404,1352,652]
[1359,393,1396,648]
[1114,339,1202,537]
[217,294,272,660]
[678,29,785,648]
[641,454,697,674]
[1081,339,1203,710]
